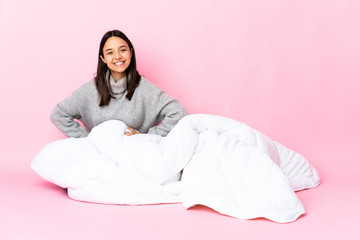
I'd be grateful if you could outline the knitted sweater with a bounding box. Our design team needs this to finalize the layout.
[50,74,188,138]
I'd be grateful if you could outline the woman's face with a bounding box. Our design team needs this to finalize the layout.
[100,36,132,81]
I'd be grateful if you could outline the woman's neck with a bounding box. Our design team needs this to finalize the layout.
[111,71,126,82]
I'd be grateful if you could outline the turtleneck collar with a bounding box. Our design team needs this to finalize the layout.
[107,71,127,95]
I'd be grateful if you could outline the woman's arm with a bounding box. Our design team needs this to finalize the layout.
[147,91,188,136]
[50,93,89,138]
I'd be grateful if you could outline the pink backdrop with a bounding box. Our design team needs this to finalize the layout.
[0,0,359,238]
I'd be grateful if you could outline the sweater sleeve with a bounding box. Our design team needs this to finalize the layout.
[147,91,188,136]
[50,91,89,138]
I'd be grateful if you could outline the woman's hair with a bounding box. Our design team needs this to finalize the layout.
[95,30,141,106]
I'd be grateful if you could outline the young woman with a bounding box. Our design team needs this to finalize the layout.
[51,30,187,137]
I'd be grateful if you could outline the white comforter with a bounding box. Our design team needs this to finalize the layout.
[31,114,319,223]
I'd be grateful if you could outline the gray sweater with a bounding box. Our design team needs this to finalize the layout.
[51,74,188,138]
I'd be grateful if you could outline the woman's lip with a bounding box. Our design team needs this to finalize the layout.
[114,61,124,66]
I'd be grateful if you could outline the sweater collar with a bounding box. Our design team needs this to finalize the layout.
[107,71,127,95]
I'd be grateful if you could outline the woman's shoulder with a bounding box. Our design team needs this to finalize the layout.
[72,79,97,98]
[137,76,163,94]
[76,78,97,92]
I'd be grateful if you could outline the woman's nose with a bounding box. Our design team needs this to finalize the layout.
[114,51,121,59]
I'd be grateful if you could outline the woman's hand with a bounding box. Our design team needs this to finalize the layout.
[124,126,140,136]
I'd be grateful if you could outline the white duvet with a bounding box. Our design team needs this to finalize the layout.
[31,114,319,223]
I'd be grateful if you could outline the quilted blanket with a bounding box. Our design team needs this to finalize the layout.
[31,114,320,223]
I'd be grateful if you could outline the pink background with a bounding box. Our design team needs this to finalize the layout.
[1,0,359,239]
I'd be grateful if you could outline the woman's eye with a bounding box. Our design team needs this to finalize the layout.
[107,52,113,55]
[121,49,126,52]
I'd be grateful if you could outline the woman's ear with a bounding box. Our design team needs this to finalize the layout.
[100,55,106,64]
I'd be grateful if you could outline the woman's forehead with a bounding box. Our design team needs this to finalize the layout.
[104,37,129,49]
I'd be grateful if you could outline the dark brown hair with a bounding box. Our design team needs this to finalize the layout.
[95,30,141,106]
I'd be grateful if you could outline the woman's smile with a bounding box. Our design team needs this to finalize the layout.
[114,61,125,66]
